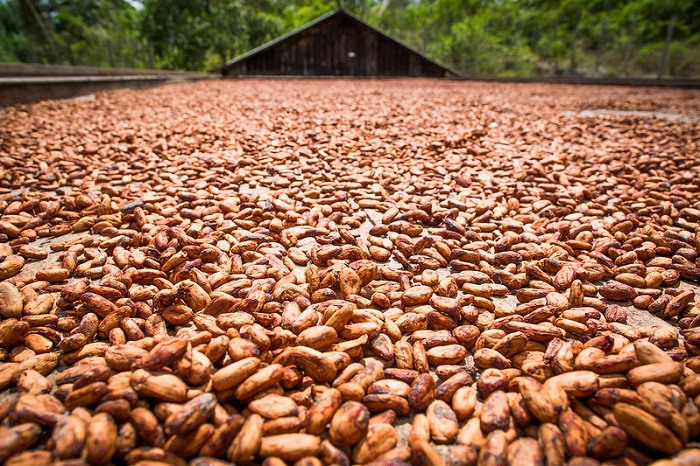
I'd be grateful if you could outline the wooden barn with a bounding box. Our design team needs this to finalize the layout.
[221,9,456,77]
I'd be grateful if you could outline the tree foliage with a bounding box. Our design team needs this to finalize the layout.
[1,0,698,76]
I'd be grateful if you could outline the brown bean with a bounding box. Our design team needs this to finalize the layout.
[427,400,458,443]
[229,413,264,463]
[3,77,700,466]
[329,401,370,447]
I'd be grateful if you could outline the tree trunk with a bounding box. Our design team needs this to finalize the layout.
[27,41,38,63]
[568,21,579,75]
[657,14,677,79]
[552,23,560,76]
[422,3,431,51]
[65,42,75,66]
[595,19,606,76]
[107,40,114,68]
[22,0,61,62]
[148,45,154,69]
[622,18,637,76]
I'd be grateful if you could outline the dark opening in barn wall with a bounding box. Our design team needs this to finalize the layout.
[222,9,455,78]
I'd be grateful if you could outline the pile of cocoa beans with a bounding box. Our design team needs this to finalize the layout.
[0,80,698,465]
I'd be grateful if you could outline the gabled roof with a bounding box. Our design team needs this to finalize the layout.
[221,8,459,76]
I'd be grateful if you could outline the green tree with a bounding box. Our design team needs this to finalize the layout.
[0,0,697,76]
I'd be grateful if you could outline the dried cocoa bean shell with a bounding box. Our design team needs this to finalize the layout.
[613,403,682,455]
[258,433,321,461]
[329,400,370,447]
[426,399,458,444]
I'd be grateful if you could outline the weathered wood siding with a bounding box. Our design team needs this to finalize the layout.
[223,13,445,77]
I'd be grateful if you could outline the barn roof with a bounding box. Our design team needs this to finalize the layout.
[221,8,458,76]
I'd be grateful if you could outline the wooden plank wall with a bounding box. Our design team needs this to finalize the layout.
[224,15,445,77]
